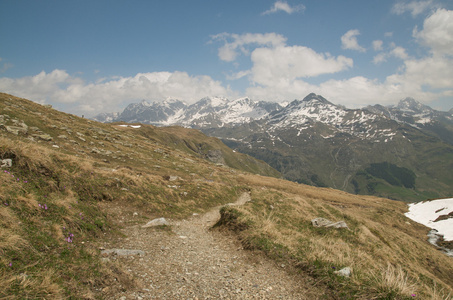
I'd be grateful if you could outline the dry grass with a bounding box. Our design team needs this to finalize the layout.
[0,269,63,299]
[369,263,418,298]
[218,174,453,298]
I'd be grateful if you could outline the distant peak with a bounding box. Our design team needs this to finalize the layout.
[302,93,332,104]
[397,97,417,107]
[286,93,333,107]
[163,97,184,104]
[200,96,228,107]
[397,97,432,112]
[140,99,151,106]
[303,93,318,100]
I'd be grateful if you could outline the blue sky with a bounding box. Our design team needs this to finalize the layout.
[1,0,452,116]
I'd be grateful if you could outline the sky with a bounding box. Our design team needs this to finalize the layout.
[1,0,453,117]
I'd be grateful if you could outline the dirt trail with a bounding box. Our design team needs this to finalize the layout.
[102,193,321,299]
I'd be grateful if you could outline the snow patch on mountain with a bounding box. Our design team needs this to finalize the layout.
[405,198,453,241]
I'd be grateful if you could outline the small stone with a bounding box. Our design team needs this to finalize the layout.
[168,175,179,181]
[334,267,352,278]
[35,134,53,141]
[1,159,12,168]
[142,217,169,228]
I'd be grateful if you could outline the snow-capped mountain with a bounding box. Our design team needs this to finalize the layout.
[92,93,453,201]
[94,96,282,128]
[366,97,448,126]
[366,97,453,145]
[266,93,398,141]
[117,98,186,125]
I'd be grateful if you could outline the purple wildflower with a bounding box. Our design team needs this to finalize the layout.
[8,262,12,267]
[44,204,48,210]
[411,294,416,297]
[66,233,74,243]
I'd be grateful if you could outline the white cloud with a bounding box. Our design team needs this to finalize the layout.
[250,46,353,86]
[373,43,410,65]
[0,58,13,73]
[210,32,287,62]
[370,9,453,104]
[386,9,453,92]
[391,46,409,60]
[372,40,383,51]
[262,1,305,15]
[388,56,453,90]
[373,53,388,64]
[0,70,233,116]
[245,74,427,108]
[226,70,251,80]
[341,29,366,52]
[413,8,453,56]
[391,0,439,17]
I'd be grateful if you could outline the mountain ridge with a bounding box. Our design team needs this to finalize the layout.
[93,93,453,201]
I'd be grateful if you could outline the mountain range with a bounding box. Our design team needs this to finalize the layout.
[93,93,453,201]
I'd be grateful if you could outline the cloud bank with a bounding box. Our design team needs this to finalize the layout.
[0,71,232,116]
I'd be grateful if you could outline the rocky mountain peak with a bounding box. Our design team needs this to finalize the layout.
[285,93,335,111]
[140,99,151,107]
[302,93,332,105]
[397,97,432,113]
[198,96,229,108]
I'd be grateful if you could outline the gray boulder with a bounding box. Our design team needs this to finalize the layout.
[311,217,349,229]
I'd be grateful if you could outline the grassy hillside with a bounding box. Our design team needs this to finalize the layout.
[1,93,452,299]
[215,176,453,299]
